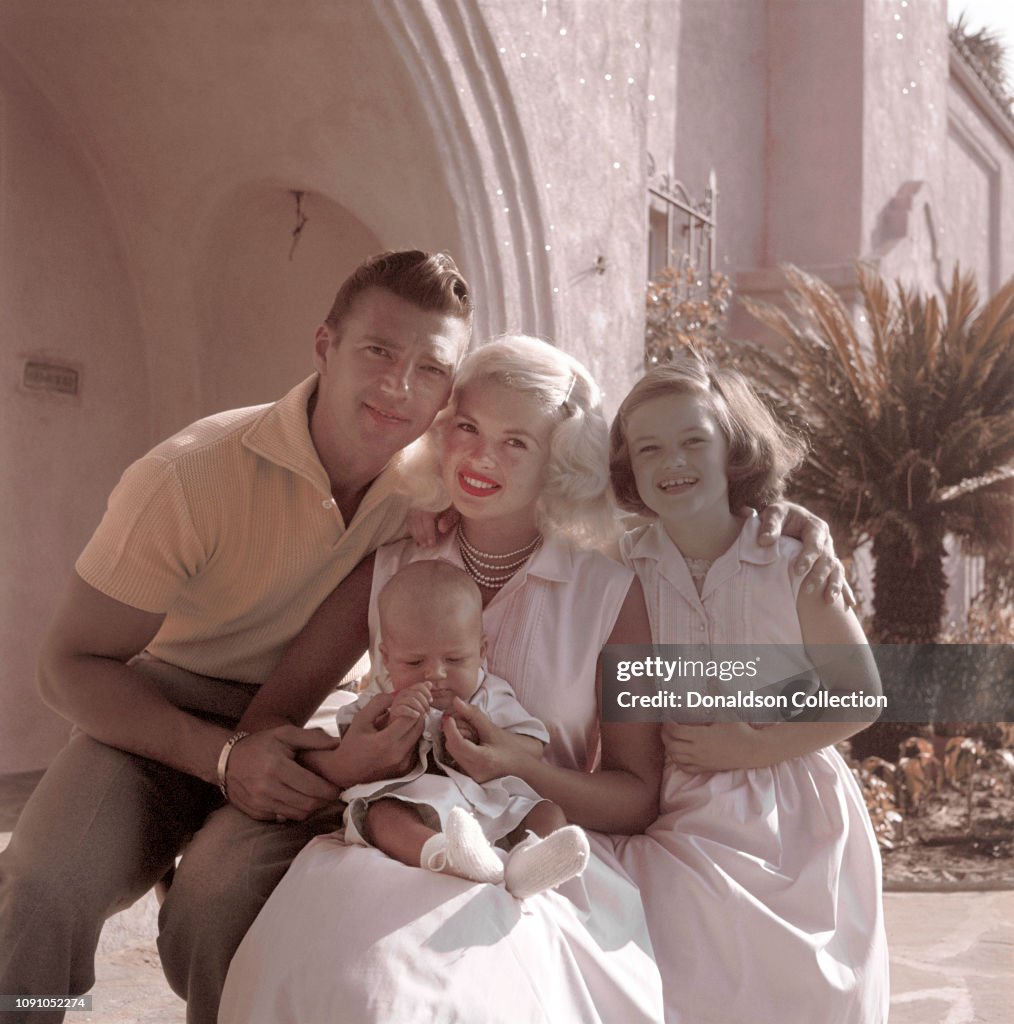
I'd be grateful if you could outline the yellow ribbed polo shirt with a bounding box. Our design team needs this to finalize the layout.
[76,375,410,684]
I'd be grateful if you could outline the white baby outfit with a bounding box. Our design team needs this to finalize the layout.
[336,668,549,847]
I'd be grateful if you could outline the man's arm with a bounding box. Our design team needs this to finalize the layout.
[756,500,854,605]
[237,554,376,733]
[38,574,228,779]
[38,574,340,820]
[234,553,423,796]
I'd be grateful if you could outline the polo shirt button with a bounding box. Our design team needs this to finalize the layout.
[322,498,335,509]
[698,623,706,632]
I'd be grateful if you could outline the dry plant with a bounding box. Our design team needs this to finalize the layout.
[950,12,1013,108]
[645,263,733,369]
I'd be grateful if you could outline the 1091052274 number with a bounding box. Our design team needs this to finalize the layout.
[0,996,92,1011]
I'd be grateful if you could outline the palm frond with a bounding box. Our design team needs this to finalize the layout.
[744,263,1014,641]
[935,464,1014,503]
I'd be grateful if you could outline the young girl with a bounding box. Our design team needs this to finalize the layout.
[609,359,889,1024]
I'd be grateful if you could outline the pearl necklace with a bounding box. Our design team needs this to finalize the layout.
[457,528,542,590]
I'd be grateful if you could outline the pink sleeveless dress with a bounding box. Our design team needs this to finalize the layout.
[220,533,664,1023]
[614,516,889,1024]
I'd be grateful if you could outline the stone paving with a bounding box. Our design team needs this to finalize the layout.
[3,772,1012,1023]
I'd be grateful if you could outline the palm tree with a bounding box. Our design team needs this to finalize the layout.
[740,264,1014,646]
[950,12,1013,110]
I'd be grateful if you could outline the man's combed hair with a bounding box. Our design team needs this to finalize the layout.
[609,357,807,516]
[324,250,473,337]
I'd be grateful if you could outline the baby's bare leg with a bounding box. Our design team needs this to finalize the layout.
[510,800,568,844]
[365,799,435,866]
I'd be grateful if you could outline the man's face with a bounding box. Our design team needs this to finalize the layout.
[312,287,470,471]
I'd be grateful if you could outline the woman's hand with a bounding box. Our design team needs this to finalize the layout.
[445,708,479,744]
[405,507,461,548]
[665,722,769,773]
[441,698,534,783]
[756,501,854,606]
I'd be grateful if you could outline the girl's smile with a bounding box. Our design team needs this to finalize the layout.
[626,393,740,557]
[655,473,698,494]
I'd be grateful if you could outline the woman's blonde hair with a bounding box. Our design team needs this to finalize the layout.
[609,357,807,515]
[405,335,617,547]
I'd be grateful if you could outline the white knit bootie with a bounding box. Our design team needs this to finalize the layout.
[504,825,590,900]
[420,807,505,885]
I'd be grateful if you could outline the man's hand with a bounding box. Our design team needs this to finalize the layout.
[304,693,424,789]
[756,501,855,606]
[224,726,342,822]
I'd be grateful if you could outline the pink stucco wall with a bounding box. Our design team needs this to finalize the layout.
[944,52,1014,297]
[672,0,1012,332]
[1,48,151,770]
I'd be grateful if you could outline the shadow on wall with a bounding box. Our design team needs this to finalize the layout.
[193,185,381,416]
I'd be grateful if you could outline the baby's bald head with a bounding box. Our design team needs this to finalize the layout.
[377,560,483,633]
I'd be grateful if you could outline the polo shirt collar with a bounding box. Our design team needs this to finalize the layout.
[242,373,406,518]
[242,374,328,492]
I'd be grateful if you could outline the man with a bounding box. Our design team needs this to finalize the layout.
[0,250,473,1024]
[0,248,841,1024]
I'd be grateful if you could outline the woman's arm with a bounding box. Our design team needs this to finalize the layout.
[666,586,882,772]
[443,580,664,834]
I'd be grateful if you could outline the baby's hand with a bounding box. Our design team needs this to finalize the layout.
[390,682,433,721]
[445,710,479,745]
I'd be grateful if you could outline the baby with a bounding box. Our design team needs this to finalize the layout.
[336,560,589,899]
